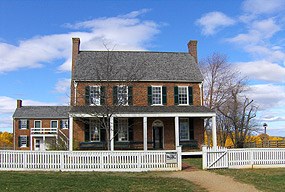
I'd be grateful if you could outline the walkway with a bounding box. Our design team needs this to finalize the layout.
[166,163,260,192]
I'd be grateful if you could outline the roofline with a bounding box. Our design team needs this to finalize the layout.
[12,116,69,119]
[72,79,203,83]
[79,50,190,54]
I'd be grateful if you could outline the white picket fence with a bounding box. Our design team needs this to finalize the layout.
[0,148,182,172]
[202,146,285,169]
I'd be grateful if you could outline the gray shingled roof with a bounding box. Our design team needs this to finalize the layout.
[70,106,213,115]
[13,106,70,118]
[73,51,203,82]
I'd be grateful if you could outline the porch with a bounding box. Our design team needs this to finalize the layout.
[69,106,217,152]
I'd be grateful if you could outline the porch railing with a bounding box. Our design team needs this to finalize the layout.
[0,147,182,172]
[31,128,57,135]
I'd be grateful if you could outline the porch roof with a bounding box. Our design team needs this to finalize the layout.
[69,106,214,118]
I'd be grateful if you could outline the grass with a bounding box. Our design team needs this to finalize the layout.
[0,171,205,192]
[183,157,285,192]
[213,168,285,192]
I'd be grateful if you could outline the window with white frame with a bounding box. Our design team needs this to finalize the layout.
[34,120,41,128]
[178,86,188,105]
[117,86,128,105]
[179,118,189,141]
[90,120,100,142]
[61,119,69,129]
[19,119,28,129]
[152,86,162,105]
[19,135,27,147]
[51,120,58,128]
[90,86,101,105]
[117,118,128,142]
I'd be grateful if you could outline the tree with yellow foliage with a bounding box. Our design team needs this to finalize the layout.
[0,132,13,149]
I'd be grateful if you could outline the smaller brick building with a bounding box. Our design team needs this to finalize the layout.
[13,38,217,151]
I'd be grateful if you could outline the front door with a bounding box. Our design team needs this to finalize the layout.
[153,126,163,149]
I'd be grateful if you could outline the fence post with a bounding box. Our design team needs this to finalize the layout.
[202,145,208,170]
[250,149,254,168]
[177,146,182,171]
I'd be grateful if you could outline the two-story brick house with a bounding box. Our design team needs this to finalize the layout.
[68,38,216,151]
[13,37,217,151]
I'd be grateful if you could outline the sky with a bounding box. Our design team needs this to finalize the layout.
[0,0,284,136]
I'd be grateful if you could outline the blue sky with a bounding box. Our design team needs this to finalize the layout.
[0,0,284,136]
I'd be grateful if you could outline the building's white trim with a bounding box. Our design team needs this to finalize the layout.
[175,116,179,150]
[70,112,216,118]
[143,117,147,151]
[69,116,73,151]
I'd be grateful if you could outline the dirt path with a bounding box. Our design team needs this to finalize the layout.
[165,164,260,192]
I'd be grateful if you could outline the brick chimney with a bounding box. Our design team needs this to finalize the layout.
[187,40,198,64]
[72,38,80,78]
[17,100,22,108]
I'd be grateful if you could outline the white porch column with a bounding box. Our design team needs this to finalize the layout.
[69,116,73,151]
[212,115,217,148]
[110,116,114,151]
[143,117,148,151]
[175,116,179,150]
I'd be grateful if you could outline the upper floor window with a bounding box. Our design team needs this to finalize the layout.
[19,119,28,129]
[174,86,193,105]
[85,86,105,106]
[90,86,101,105]
[148,86,167,105]
[113,86,133,106]
[60,119,69,129]
[34,120,41,128]
[51,120,58,128]
[179,86,188,105]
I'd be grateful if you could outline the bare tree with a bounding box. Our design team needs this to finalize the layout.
[200,53,258,147]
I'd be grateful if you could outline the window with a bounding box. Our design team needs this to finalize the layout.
[152,86,162,105]
[117,86,128,105]
[117,118,128,142]
[51,120,58,128]
[34,120,41,128]
[19,119,28,129]
[90,120,100,142]
[174,86,193,105]
[61,119,69,129]
[179,118,189,141]
[19,135,28,147]
[90,86,101,105]
[178,86,188,105]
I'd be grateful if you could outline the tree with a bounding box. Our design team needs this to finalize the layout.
[0,132,13,149]
[200,53,258,148]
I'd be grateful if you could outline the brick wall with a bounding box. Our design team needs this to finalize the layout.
[73,81,202,107]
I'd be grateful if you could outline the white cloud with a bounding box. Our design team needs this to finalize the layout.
[196,12,235,35]
[236,60,285,82]
[0,10,160,73]
[242,0,285,15]
[246,84,285,110]
[228,18,280,43]
[54,78,71,94]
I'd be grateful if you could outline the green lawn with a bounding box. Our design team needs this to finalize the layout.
[213,168,285,192]
[183,157,285,192]
[0,171,205,192]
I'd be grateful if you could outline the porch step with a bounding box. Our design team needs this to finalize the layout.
[182,151,202,156]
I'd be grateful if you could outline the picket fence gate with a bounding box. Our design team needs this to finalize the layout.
[0,147,182,172]
[202,146,285,169]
